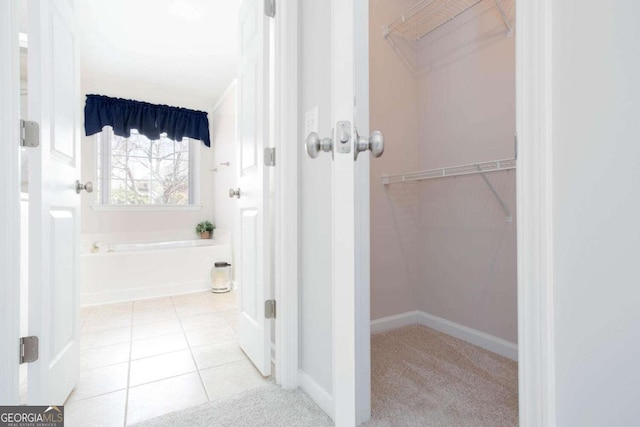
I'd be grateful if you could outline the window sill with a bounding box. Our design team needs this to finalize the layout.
[90,204,203,212]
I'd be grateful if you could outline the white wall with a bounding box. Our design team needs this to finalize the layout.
[551,1,640,424]
[370,0,517,344]
[210,83,237,238]
[80,73,217,243]
[298,0,334,397]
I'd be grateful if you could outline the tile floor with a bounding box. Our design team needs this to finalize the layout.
[64,290,271,427]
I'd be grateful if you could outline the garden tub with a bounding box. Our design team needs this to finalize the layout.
[80,239,232,305]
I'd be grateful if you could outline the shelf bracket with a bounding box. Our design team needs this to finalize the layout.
[478,166,512,222]
[493,0,513,37]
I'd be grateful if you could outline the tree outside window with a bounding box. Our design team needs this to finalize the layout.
[97,129,194,205]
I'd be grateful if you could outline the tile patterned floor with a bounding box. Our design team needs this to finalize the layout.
[64,290,271,427]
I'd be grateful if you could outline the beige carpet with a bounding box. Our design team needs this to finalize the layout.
[135,325,517,426]
[364,325,518,426]
[132,383,333,427]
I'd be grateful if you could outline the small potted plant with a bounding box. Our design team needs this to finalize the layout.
[196,220,215,239]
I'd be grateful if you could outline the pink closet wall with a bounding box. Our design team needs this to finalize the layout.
[370,0,517,343]
[370,0,421,320]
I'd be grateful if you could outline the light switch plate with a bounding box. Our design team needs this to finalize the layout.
[305,106,319,136]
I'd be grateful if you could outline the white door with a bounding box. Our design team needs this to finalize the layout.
[301,0,375,424]
[234,0,272,377]
[27,0,82,405]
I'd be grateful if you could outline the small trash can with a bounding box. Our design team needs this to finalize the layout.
[211,262,232,293]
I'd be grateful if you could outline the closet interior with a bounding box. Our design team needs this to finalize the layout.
[369,0,518,423]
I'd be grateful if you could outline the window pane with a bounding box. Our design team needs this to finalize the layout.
[175,138,190,155]
[154,137,176,159]
[127,157,151,181]
[109,179,128,204]
[131,180,151,204]
[127,133,151,158]
[110,164,128,181]
[111,136,128,155]
[104,132,191,205]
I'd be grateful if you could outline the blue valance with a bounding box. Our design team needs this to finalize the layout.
[84,94,210,147]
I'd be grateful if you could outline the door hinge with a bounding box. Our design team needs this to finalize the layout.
[264,0,275,18]
[264,147,276,167]
[265,300,276,319]
[20,336,39,364]
[20,119,40,148]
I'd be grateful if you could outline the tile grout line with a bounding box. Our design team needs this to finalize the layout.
[76,294,237,425]
[172,295,213,401]
[65,387,128,405]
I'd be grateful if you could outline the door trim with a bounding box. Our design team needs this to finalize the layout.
[0,0,21,405]
[516,0,557,424]
[273,0,299,389]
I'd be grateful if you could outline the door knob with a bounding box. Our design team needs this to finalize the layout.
[305,132,332,159]
[355,130,384,159]
[75,180,93,194]
[229,188,241,199]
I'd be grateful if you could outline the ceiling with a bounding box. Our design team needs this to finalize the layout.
[75,0,242,109]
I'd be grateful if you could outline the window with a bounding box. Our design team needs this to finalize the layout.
[97,127,199,206]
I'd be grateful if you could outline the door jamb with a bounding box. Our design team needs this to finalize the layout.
[516,0,557,424]
[273,0,299,389]
[0,0,22,405]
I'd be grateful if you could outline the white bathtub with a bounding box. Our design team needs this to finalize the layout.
[95,239,217,253]
[80,239,232,306]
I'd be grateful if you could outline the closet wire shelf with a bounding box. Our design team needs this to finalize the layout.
[382,158,516,222]
[383,158,516,222]
[383,0,513,41]
[382,158,516,185]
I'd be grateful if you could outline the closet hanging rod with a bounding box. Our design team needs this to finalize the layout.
[381,158,516,185]
[383,158,516,222]
[383,0,513,41]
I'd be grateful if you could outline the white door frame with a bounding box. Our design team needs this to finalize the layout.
[515,0,556,424]
[0,0,22,405]
[272,0,299,389]
[274,0,557,426]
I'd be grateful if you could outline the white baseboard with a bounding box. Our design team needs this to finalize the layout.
[371,311,419,334]
[81,280,211,306]
[298,370,334,420]
[370,310,518,361]
[417,311,518,361]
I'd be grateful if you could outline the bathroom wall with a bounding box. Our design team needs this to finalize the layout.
[370,0,517,343]
[80,72,218,244]
[210,82,237,238]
